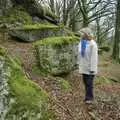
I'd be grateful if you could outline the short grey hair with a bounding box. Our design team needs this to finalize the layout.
[78,27,93,37]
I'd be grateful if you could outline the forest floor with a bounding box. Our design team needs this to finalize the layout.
[1,36,120,120]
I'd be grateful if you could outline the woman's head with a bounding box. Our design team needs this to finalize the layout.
[78,27,93,40]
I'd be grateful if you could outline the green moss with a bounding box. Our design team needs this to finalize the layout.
[6,56,48,114]
[34,36,79,46]
[0,45,6,56]
[1,53,56,119]
[64,29,75,36]
[95,76,114,85]
[13,23,62,30]
[0,46,56,119]
[60,79,71,91]
[0,6,32,25]
[31,64,71,92]
[32,63,46,76]
[55,77,71,92]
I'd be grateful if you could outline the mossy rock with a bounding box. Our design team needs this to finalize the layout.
[34,36,79,75]
[0,6,32,28]
[0,46,56,120]
[34,36,79,45]
[9,0,58,24]
[9,23,65,42]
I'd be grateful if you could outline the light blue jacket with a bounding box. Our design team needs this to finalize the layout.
[78,40,98,75]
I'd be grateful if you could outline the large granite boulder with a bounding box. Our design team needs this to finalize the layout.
[0,0,58,24]
[34,36,79,75]
[10,0,58,24]
[0,7,32,29]
[9,24,65,42]
[0,46,55,120]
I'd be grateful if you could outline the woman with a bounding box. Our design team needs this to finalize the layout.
[78,28,98,103]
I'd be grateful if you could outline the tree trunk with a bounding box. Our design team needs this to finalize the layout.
[82,0,89,27]
[49,0,55,13]
[83,16,89,27]
[96,17,101,46]
[112,0,120,62]
[78,0,89,27]
[63,0,67,25]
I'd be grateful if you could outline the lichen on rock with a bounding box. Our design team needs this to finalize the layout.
[34,36,79,75]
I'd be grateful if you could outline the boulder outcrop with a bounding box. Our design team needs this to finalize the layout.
[34,36,79,75]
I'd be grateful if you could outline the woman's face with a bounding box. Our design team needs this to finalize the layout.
[84,34,93,40]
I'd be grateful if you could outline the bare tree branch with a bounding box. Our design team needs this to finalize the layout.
[88,0,102,12]
[89,12,115,23]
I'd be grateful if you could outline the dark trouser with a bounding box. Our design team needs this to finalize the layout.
[82,74,95,101]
